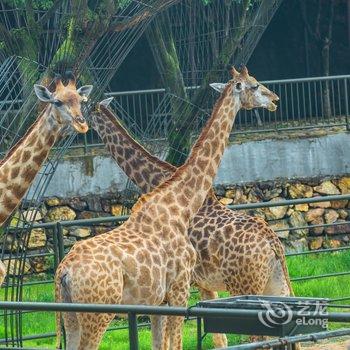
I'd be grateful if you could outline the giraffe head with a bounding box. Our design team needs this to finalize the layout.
[210,66,279,112]
[34,73,93,133]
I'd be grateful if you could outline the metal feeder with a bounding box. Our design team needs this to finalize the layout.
[196,295,328,349]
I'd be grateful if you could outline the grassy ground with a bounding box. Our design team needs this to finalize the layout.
[1,249,350,349]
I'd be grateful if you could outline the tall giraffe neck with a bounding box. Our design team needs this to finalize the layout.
[134,84,239,223]
[92,106,174,193]
[0,107,60,225]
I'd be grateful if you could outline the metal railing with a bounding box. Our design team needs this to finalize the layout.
[1,301,350,350]
[70,74,350,148]
[2,74,349,153]
[1,193,350,348]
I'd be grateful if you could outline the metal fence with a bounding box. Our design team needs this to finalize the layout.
[69,74,350,149]
[1,193,350,348]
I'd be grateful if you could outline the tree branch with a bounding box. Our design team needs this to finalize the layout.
[38,0,63,26]
[110,0,180,32]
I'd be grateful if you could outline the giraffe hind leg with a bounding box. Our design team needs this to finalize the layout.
[199,288,228,349]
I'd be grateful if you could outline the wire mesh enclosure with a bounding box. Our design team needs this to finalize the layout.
[0,0,179,346]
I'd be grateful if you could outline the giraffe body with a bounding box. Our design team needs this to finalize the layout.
[0,75,93,286]
[56,67,279,350]
[91,70,289,348]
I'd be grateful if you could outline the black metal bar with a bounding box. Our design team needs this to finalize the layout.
[128,312,139,350]
[291,270,350,282]
[1,301,350,322]
[221,328,350,350]
[197,317,202,350]
[228,194,350,210]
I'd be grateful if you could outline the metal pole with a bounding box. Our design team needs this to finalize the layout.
[344,79,350,131]
[56,223,65,262]
[197,317,202,350]
[128,312,139,350]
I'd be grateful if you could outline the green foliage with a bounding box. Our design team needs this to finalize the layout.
[3,0,54,10]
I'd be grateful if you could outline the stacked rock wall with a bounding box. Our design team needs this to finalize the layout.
[1,176,349,277]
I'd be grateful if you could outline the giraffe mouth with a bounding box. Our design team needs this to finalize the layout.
[267,102,277,112]
[72,118,89,133]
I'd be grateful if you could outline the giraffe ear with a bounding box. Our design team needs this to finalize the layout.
[209,83,227,93]
[34,84,54,102]
[77,85,93,101]
[99,97,113,107]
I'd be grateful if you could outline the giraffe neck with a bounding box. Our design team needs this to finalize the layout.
[92,106,175,193]
[133,84,239,223]
[0,106,60,225]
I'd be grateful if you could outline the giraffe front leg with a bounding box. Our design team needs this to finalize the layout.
[151,314,170,350]
[199,288,228,349]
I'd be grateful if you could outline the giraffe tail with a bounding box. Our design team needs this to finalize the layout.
[55,270,72,350]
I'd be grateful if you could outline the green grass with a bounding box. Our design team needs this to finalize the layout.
[1,250,350,349]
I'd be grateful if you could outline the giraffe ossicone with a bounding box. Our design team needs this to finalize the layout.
[0,74,93,286]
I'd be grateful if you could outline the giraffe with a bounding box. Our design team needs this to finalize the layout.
[55,66,279,350]
[91,73,292,349]
[0,75,93,286]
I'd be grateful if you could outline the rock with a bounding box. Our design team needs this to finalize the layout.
[338,209,349,220]
[323,239,342,249]
[22,208,44,222]
[233,188,248,204]
[330,200,348,209]
[264,197,288,220]
[46,206,76,222]
[337,177,350,194]
[85,196,103,212]
[28,228,47,249]
[66,197,87,211]
[94,226,110,235]
[309,201,331,209]
[219,197,233,206]
[248,187,264,203]
[3,234,18,252]
[69,227,91,238]
[225,189,236,199]
[269,219,290,239]
[9,211,24,228]
[309,217,325,236]
[4,259,31,275]
[288,183,313,198]
[325,220,350,235]
[285,238,308,253]
[77,211,110,220]
[305,208,325,222]
[30,257,52,273]
[313,181,340,195]
[263,188,282,201]
[295,204,309,212]
[111,204,124,216]
[63,236,77,247]
[324,209,339,224]
[45,197,62,206]
[288,211,308,237]
[309,237,323,250]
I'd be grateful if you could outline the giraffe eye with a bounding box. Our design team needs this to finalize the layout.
[251,84,259,90]
[54,100,63,107]
[235,82,242,91]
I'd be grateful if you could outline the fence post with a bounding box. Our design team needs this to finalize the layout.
[197,317,202,350]
[128,312,139,350]
[345,79,350,131]
[56,222,65,262]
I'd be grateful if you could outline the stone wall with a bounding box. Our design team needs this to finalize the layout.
[1,175,349,277]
